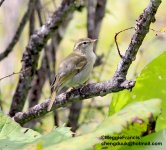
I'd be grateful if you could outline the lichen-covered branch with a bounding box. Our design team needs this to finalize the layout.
[9,0,79,117]
[28,4,73,109]
[14,80,135,125]
[13,0,161,125]
[26,14,73,127]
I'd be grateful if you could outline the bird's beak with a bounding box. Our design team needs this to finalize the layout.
[91,39,97,43]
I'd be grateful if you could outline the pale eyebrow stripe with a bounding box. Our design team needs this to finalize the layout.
[79,40,91,45]
[74,40,91,49]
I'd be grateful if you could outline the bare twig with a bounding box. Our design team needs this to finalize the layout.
[114,27,135,58]
[0,68,31,81]
[113,0,160,79]
[13,0,161,125]
[0,0,37,61]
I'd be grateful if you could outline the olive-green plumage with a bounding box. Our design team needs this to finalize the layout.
[47,38,97,111]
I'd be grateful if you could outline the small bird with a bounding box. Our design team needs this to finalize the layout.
[47,38,97,111]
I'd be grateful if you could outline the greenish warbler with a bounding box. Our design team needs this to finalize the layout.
[47,38,97,111]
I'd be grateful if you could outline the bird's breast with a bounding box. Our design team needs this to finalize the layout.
[68,63,93,86]
[68,52,96,87]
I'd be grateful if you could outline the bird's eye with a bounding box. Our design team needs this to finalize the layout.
[83,42,87,45]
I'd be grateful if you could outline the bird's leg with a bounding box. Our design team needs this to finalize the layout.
[69,80,89,93]
[79,80,89,94]
[67,85,82,93]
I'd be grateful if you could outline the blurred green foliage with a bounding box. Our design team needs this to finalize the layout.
[109,51,166,131]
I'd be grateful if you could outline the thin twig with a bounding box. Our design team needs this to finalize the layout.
[0,68,31,81]
[115,27,135,58]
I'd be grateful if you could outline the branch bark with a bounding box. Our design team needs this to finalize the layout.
[14,80,135,125]
[87,0,106,40]
[13,0,161,125]
[87,0,106,50]
[87,0,96,39]
[27,15,73,127]
[9,0,80,117]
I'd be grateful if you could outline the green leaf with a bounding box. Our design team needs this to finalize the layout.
[109,51,166,131]
[0,112,73,150]
[33,126,73,148]
[0,112,40,150]
[43,99,161,150]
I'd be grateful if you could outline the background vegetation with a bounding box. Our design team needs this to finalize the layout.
[0,0,166,149]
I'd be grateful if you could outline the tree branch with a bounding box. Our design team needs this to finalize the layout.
[0,0,5,7]
[9,0,80,117]
[0,0,37,61]
[87,0,96,39]
[114,0,161,79]
[114,27,135,58]
[0,68,30,81]
[87,0,106,50]
[13,0,161,125]
[14,80,135,125]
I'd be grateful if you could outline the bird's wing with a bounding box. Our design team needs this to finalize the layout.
[48,52,87,111]
[55,52,87,88]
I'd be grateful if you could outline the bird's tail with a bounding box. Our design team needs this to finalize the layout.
[47,87,58,111]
